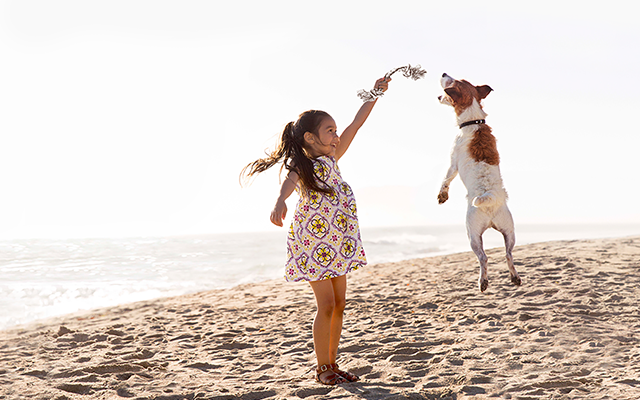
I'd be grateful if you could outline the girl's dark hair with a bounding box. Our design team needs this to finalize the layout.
[240,110,333,195]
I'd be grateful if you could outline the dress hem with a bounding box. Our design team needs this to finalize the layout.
[284,264,366,283]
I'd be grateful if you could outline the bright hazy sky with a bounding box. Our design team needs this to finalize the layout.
[1,1,638,239]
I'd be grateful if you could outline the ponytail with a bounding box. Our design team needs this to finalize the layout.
[240,110,334,196]
[240,122,295,182]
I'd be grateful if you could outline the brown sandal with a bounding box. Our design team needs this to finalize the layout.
[330,363,360,382]
[315,364,346,385]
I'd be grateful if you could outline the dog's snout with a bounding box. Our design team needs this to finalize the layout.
[440,73,455,90]
[438,95,442,101]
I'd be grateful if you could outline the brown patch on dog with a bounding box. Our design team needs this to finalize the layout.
[469,124,500,165]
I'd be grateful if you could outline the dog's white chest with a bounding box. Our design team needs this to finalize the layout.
[452,135,506,204]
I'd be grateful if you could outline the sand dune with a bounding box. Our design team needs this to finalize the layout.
[1,236,639,399]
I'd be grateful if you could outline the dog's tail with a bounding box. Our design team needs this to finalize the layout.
[472,192,498,208]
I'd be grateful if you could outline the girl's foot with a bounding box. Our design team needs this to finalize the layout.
[330,363,360,382]
[315,364,346,385]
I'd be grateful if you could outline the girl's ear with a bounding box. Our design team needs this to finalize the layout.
[303,131,315,145]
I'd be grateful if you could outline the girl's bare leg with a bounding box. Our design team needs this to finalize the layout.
[309,277,345,383]
[328,275,347,363]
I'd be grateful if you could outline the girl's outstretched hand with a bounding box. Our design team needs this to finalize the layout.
[270,200,287,227]
[375,76,391,93]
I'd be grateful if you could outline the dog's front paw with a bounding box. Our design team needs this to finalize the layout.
[438,191,449,204]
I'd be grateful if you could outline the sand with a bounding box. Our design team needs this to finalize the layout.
[1,236,639,400]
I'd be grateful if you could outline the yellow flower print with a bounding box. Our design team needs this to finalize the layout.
[326,191,339,205]
[340,237,356,258]
[308,215,329,239]
[313,244,336,267]
[314,162,329,180]
[333,210,348,232]
[284,155,367,283]
[308,191,322,209]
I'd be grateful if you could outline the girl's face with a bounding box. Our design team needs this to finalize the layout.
[305,117,339,158]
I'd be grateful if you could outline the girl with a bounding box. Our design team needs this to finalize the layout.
[241,76,390,385]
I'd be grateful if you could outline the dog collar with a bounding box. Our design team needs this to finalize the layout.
[459,119,485,129]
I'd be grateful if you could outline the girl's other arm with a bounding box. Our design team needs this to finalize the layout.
[270,171,299,227]
[335,77,390,160]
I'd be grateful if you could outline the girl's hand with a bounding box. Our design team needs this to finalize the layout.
[375,76,391,93]
[270,200,287,227]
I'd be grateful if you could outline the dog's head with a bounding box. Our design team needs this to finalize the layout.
[438,73,493,116]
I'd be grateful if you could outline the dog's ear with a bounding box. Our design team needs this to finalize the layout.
[476,85,493,100]
[444,87,462,103]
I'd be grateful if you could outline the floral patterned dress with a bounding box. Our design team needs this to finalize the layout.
[285,156,367,282]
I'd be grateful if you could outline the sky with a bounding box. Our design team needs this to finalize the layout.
[0,0,639,240]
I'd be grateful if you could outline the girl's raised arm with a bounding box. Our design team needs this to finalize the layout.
[335,77,390,160]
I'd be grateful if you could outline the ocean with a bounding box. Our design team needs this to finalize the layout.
[1,224,638,330]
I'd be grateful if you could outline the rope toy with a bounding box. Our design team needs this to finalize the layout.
[357,64,427,102]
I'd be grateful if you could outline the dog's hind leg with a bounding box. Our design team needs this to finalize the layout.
[470,234,489,292]
[503,230,521,286]
[494,207,521,287]
[467,208,490,292]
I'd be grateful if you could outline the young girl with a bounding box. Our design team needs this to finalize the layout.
[241,76,390,385]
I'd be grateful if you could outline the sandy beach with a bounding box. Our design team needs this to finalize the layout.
[1,236,639,399]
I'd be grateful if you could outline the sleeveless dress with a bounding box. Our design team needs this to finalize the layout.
[285,156,367,282]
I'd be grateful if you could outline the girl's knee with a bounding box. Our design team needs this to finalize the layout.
[316,297,336,317]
